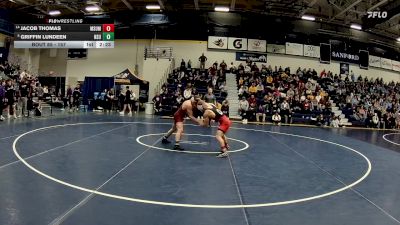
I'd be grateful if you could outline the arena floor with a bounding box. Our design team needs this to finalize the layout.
[1,113,400,225]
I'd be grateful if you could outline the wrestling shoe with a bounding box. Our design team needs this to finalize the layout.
[162,138,171,144]
[216,152,228,158]
[173,145,184,151]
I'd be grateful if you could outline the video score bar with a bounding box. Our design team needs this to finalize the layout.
[14,18,115,49]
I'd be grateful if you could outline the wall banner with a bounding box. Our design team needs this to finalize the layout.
[248,39,267,52]
[207,36,228,49]
[236,52,267,63]
[228,37,248,51]
[303,45,320,58]
[285,42,303,56]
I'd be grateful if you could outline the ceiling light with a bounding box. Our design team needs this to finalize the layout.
[48,10,61,16]
[85,5,100,12]
[214,6,230,12]
[9,0,16,3]
[397,37,400,42]
[350,24,362,30]
[301,15,315,21]
[146,5,161,10]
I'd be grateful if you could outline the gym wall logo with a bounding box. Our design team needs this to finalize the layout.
[233,39,242,48]
[248,39,267,52]
[208,36,228,49]
[367,11,387,18]
[213,39,225,48]
[228,37,248,50]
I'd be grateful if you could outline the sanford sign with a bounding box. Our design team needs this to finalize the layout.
[331,51,359,64]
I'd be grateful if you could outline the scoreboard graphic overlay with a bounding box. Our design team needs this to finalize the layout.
[14,18,114,49]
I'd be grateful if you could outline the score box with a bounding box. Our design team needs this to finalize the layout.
[102,24,114,32]
[102,32,114,41]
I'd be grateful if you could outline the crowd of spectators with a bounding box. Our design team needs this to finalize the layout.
[152,58,229,116]
[0,61,83,121]
[235,60,333,126]
[0,60,20,78]
[332,75,400,129]
[235,60,400,129]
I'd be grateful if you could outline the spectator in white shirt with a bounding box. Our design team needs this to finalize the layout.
[371,113,380,128]
[239,97,249,121]
[272,111,281,125]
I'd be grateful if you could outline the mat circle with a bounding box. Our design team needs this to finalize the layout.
[382,133,400,146]
[12,122,372,208]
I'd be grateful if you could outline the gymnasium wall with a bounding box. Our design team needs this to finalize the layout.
[65,39,147,85]
[8,39,400,89]
[38,49,68,76]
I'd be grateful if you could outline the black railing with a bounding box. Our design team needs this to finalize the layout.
[144,47,172,60]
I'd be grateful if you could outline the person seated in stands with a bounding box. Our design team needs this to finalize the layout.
[256,82,264,98]
[239,96,249,121]
[244,64,251,73]
[265,75,273,87]
[183,83,193,100]
[331,116,340,128]
[272,111,281,125]
[256,102,266,123]
[280,98,291,124]
[152,92,162,115]
[211,75,218,88]
[220,60,227,71]
[248,83,257,95]
[219,83,228,98]
[248,101,257,121]
[316,114,327,126]
[303,99,311,114]
[286,87,295,99]
[238,85,246,99]
[386,113,396,129]
[251,63,259,72]
[248,94,257,106]
[221,100,229,117]
[204,88,216,105]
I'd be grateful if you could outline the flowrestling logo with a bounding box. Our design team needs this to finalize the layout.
[367,11,387,19]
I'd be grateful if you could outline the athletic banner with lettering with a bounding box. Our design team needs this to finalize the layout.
[228,37,248,51]
[303,45,320,58]
[247,39,266,52]
[392,60,400,72]
[207,36,228,49]
[331,50,359,64]
[236,52,267,63]
[381,58,392,70]
[267,44,285,54]
[285,42,303,56]
[369,55,381,68]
